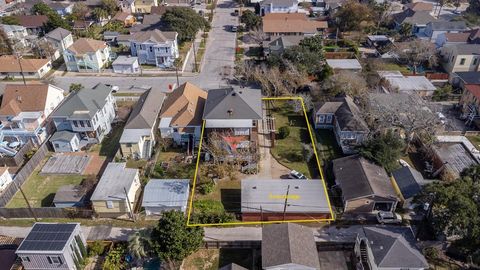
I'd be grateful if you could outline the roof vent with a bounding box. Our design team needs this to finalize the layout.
[294,186,299,189]
[231,92,236,96]
[227,109,233,116]
[252,186,257,189]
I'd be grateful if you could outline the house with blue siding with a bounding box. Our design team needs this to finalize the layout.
[63,38,111,72]
[51,84,116,144]
[129,30,179,68]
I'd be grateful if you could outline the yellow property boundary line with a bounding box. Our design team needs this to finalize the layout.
[186,96,335,227]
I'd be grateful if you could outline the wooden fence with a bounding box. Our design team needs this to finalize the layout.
[0,140,35,167]
[0,207,93,219]
[0,141,49,207]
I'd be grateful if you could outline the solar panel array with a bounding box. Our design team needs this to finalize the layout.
[17,223,77,251]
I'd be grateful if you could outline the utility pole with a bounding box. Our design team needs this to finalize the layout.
[282,185,290,221]
[14,181,37,222]
[123,187,136,222]
[15,52,26,85]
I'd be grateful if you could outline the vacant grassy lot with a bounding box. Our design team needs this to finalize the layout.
[7,168,85,208]
[270,101,313,178]
[183,248,257,270]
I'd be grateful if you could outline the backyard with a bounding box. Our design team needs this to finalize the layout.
[89,123,124,157]
[315,129,343,165]
[183,248,259,270]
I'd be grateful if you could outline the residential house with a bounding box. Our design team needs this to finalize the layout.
[326,59,362,72]
[392,166,424,202]
[262,13,328,37]
[441,44,480,74]
[262,223,321,270]
[332,155,399,213]
[44,27,74,60]
[72,20,93,31]
[16,223,87,270]
[457,72,480,119]
[313,96,369,154]
[103,31,119,44]
[0,55,52,79]
[150,5,173,15]
[203,88,262,138]
[378,71,437,96]
[241,179,331,221]
[51,84,116,144]
[436,32,472,47]
[0,24,28,47]
[0,84,65,144]
[50,131,80,152]
[259,0,298,16]
[119,88,165,159]
[263,35,304,56]
[452,71,480,88]
[355,227,429,270]
[112,11,136,27]
[159,82,207,146]
[422,21,468,44]
[63,38,111,72]
[142,179,190,216]
[112,56,140,74]
[117,0,135,13]
[48,2,73,17]
[468,28,480,44]
[404,1,433,12]
[129,30,179,68]
[52,184,85,208]
[14,15,48,35]
[134,0,157,13]
[393,10,436,36]
[0,167,12,192]
[90,162,141,216]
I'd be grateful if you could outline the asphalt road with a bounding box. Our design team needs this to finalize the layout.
[45,0,239,92]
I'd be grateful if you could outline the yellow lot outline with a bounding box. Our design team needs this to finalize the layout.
[186,96,335,227]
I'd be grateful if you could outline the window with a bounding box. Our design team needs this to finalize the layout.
[86,121,91,127]
[47,256,62,264]
[318,115,325,123]
[73,120,78,127]
[451,55,455,63]
[474,58,478,65]
[326,114,333,123]
[79,121,85,127]
[149,46,153,52]
[54,143,60,148]
[21,256,30,262]
[106,200,114,208]
[460,58,466,65]
[126,143,132,147]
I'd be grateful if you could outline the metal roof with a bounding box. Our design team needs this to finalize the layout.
[112,56,138,66]
[90,163,138,201]
[241,179,330,213]
[16,223,78,252]
[141,179,189,208]
[392,166,423,199]
[326,59,362,70]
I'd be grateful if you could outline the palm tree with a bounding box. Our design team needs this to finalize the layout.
[128,230,151,260]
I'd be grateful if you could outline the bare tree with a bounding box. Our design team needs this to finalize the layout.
[393,39,438,74]
[249,27,268,46]
[322,70,369,97]
[32,39,57,61]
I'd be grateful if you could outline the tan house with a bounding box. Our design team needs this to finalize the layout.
[0,55,52,79]
[332,155,399,213]
[113,11,136,27]
[90,163,140,217]
[119,88,165,159]
[262,13,328,37]
[134,0,158,13]
[441,44,480,74]
[158,82,207,147]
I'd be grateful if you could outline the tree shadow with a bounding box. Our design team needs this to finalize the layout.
[220,188,241,213]
[218,248,259,269]
[41,193,55,207]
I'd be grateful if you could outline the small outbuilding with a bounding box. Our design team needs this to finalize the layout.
[142,179,190,216]
[50,131,80,152]
[326,59,362,72]
[53,185,86,208]
[112,56,140,74]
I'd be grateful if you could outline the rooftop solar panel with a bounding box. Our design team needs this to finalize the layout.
[17,223,78,252]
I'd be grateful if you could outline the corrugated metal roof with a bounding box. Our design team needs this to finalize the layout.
[142,179,189,208]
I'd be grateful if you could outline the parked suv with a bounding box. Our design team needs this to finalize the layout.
[288,170,308,180]
[376,211,402,224]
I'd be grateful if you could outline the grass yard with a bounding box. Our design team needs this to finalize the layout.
[183,249,257,270]
[315,130,343,165]
[381,63,411,74]
[466,135,480,150]
[152,148,196,179]
[89,123,124,157]
[7,168,85,208]
[270,101,313,178]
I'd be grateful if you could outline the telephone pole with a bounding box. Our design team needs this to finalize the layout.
[282,185,290,221]
[14,181,37,222]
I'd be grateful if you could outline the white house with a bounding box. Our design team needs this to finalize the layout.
[129,30,179,68]
[51,84,116,144]
[0,24,28,47]
[0,55,52,79]
[112,56,140,74]
[0,167,13,192]
[422,21,468,44]
[63,38,111,72]
[44,27,74,60]
[378,71,437,96]
[259,0,298,16]
[50,131,80,152]
[0,84,65,144]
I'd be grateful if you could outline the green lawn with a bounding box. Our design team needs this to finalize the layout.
[466,135,480,150]
[270,101,313,178]
[315,129,343,165]
[381,63,411,73]
[7,168,85,208]
[89,124,124,157]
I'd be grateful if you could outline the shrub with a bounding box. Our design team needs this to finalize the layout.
[89,240,105,256]
[198,181,215,195]
[282,149,303,162]
[277,126,290,139]
[193,199,225,214]
[192,212,235,224]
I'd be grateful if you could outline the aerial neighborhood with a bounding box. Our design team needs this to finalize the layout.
[0,0,479,268]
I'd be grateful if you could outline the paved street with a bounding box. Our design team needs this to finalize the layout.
[4,0,240,93]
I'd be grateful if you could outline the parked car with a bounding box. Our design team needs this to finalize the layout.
[232,9,239,16]
[230,25,238,32]
[376,211,402,224]
[288,170,308,180]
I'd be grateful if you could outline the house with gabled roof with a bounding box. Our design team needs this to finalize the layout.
[63,38,111,72]
[0,83,65,144]
[262,13,328,37]
[159,82,207,146]
[129,29,179,68]
[13,15,48,35]
[440,43,480,74]
[0,55,52,79]
[332,155,399,213]
[314,96,369,154]
[203,88,262,140]
[393,10,436,36]
[44,27,73,60]
[120,88,165,159]
[355,227,429,270]
[51,84,116,144]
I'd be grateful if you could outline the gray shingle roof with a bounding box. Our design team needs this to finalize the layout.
[392,166,423,199]
[454,44,480,55]
[112,56,138,66]
[124,88,165,129]
[394,10,436,25]
[455,71,480,84]
[52,84,112,119]
[316,96,369,132]
[363,227,429,269]
[45,27,71,42]
[90,163,138,201]
[219,263,248,270]
[52,185,85,203]
[262,223,320,269]
[142,179,189,208]
[429,20,467,31]
[50,131,77,142]
[130,30,177,43]
[203,88,262,120]
[332,155,398,201]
